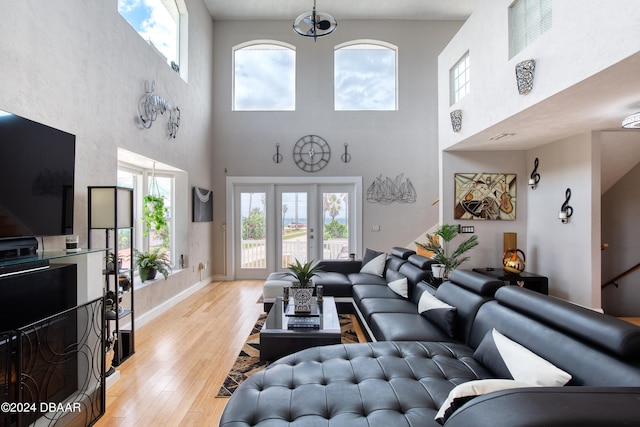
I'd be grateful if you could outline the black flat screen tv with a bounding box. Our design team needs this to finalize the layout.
[0,109,75,238]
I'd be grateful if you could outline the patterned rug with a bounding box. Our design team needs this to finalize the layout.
[216,313,360,397]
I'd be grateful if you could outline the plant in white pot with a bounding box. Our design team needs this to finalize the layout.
[416,224,479,279]
[284,259,323,313]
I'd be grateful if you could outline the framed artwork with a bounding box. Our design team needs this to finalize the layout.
[454,173,516,220]
[192,187,213,222]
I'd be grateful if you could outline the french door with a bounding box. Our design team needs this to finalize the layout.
[229,177,361,279]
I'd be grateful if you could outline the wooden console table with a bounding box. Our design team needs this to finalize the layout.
[472,267,549,295]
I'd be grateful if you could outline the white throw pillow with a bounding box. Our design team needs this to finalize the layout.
[360,253,386,276]
[387,277,408,298]
[473,329,572,387]
[417,291,457,337]
[418,291,454,313]
[434,379,535,424]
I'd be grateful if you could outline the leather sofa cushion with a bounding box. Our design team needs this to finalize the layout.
[313,271,351,286]
[495,286,640,359]
[370,312,457,342]
[352,284,402,306]
[358,298,418,323]
[347,272,387,286]
[470,299,640,386]
[219,341,493,427]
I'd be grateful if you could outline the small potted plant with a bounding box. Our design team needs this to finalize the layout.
[284,259,323,313]
[105,251,121,273]
[134,250,172,283]
[416,224,479,279]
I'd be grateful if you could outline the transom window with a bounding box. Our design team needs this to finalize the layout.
[450,51,470,105]
[233,42,296,111]
[509,0,552,58]
[118,0,185,74]
[334,41,398,111]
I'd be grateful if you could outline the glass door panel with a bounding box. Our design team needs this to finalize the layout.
[240,192,267,269]
[280,191,309,268]
[322,192,350,259]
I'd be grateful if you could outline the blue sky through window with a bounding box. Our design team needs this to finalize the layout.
[118,0,178,66]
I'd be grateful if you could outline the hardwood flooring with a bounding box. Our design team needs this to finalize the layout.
[95,279,265,427]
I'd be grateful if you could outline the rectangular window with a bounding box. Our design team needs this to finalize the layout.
[117,167,174,265]
[118,0,181,70]
[450,52,470,105]
[509,0,552,58]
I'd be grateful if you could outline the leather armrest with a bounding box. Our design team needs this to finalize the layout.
[445,387,640,427]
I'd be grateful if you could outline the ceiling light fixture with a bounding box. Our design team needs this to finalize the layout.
[622,112,640,129]
[293,0,337,41]
[488,133,516,141]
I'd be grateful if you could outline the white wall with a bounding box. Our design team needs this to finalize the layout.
[527,133,601,308]
[441,151,528,270]
[210,20,463,276]
[438,0,640,151]
[0,0,216,320]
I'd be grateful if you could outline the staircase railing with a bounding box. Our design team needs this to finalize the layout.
[602,262,640,289]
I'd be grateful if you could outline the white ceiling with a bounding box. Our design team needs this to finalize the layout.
[202,0,640,192]
[203,0,478,21]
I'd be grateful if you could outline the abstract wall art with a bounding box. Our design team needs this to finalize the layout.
[192,187,213,222]
[454,173,516,220]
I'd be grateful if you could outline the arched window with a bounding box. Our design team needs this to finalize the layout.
[233,41,296,111]
[118,0,188,78]
[334,41,398,111]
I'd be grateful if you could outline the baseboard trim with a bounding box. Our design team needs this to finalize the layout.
[129,278,213,329]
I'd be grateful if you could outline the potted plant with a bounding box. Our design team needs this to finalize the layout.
[415,224,479,279]
[105,251,121,273]
[142,194,168,237]
[134,250,172,282]
[284,259,323,313]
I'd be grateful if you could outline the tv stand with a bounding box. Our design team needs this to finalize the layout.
[0,236,38,259]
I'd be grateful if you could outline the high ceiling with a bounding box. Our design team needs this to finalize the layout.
[203,0,478,21]
[203,0,640,191]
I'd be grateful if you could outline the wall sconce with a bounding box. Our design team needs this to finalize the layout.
[139,80,181,138]
[341,143,351,163]
[528,157,541,189]
[559,188,573,224]
[273,143,283,164]
[515,59,536,95]
[450,109,462,132]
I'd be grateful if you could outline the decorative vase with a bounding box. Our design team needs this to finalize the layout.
[431,264,446,279]
[291,286,314,313]
[503,248,526,274]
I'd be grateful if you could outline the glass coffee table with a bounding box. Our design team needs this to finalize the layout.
[260,296,341,361]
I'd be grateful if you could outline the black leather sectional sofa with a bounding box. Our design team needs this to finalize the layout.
[222,248,640,426]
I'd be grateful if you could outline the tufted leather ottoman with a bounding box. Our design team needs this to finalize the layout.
[219,341,493,427]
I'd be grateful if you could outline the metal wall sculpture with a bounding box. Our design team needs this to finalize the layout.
[454,172,517,220]
[367,174,416,204]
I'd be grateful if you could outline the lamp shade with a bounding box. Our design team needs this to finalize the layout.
[88,186,133,229]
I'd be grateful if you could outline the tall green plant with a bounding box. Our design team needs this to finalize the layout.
[415,224,479,276]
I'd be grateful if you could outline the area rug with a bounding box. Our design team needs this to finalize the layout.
[216,313,360,397]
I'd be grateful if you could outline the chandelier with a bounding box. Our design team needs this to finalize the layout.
[293,0,337,41]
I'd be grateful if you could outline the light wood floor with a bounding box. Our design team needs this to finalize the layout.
[95,279,266,427]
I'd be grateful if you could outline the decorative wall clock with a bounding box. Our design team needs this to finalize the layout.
[293,135,331,172]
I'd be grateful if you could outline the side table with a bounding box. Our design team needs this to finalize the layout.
[472,267,549,295]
